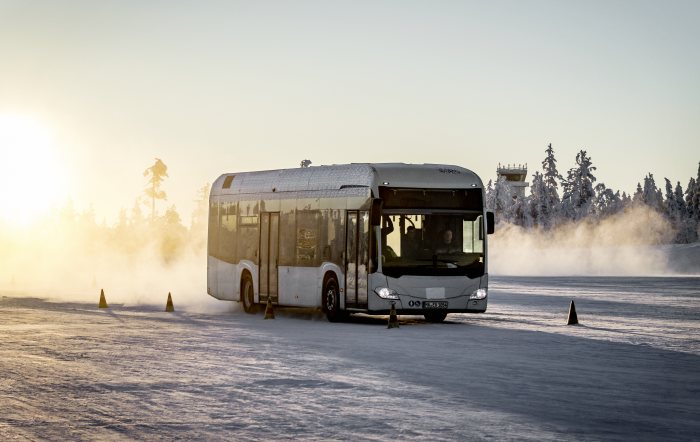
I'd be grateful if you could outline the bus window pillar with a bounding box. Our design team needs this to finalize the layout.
[373,225,382,274]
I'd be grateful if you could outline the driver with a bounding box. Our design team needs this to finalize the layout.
[435,229,455,254]
[403,225,420,258]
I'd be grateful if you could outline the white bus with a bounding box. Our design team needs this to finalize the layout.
[207,163,494,322]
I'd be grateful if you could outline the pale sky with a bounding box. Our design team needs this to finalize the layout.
[1,0,698,225]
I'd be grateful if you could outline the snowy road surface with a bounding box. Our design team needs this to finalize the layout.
[1,276,698,441]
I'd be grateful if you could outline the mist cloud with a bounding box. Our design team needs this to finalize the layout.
[2,203,695,307]
[0,216,228,313]
[489,205,680,276]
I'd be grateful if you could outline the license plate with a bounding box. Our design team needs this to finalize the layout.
[423,301,448,309]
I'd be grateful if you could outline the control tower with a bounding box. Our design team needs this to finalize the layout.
[497,163,529,199]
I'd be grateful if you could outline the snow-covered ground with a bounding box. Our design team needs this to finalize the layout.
[1,276,698,441]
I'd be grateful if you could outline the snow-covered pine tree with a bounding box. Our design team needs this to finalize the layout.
[613,190,625,213]
[674,181,687,218]
[671,180,696,243]
[485,179,495,211]
[561,150,597,221]
[593,182,620,218]
[693,162,700,221]
[665,178,677,219]
[691,163,700,241]
[621,191,632,205]
[541,143,562,227]
[642,173,662,211]
[493,176,514,223]
[685,177,696,220]
[528,171,546,227]
[664,178,686,242]
[633,182,644,204]
[509,194,531,227]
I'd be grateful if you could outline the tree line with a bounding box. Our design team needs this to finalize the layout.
[486,144,700,243]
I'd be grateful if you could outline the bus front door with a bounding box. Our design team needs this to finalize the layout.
[260,212,279,304]
[345,211,369,309]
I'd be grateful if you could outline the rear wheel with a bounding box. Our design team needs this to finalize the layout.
[424,311,447,323]
[323,275,345,322]
[241,273,258,314]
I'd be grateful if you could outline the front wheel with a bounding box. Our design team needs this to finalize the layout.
[241,274,258,314]
[424,311,447,323]
[323,276,346,322]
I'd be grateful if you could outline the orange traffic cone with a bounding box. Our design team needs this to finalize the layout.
[387,302,399,329]
[567,300,579,325]
[165,292,174,312]
[264,297,275,320]
[98,289,108,309]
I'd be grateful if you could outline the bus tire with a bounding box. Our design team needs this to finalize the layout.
[241,273,258,314]
[424,311,447,323]
[323,275,345,322]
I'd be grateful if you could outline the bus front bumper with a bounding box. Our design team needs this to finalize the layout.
[369,288,487,315]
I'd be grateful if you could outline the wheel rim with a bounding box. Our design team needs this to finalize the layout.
[243,280,253,309]
[326,285,336,312]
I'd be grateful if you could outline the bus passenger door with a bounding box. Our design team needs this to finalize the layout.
[345,211,369,309]
[260,212,279,303]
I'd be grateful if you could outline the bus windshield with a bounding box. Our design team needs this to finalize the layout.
[380,213,485,278]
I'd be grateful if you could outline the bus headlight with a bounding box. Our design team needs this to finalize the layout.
[375,287,399,300]
[470,288,487,300]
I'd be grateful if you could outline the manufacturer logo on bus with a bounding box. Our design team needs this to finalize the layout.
[438,168,461,174]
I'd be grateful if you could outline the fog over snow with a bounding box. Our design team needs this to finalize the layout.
[490,205,700,276]
[2,202,698,310]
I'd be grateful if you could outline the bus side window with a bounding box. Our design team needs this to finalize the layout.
[208,201,220,258]
[220,202,238,263]
[324,209,344,266]
[279,200,296,266]
[319,209,330,262]
[238,200,259,262]
[296,210,320,266]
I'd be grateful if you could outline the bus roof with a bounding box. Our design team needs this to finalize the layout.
[211,163,484,197]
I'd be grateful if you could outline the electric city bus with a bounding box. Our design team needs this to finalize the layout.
[207,163,495,322]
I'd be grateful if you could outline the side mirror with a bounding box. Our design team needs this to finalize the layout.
[370,199,383,226]
[486,211,495,235]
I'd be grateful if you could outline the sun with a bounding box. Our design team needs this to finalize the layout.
[0,113,67,227]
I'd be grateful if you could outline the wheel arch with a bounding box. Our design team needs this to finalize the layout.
[239,269,254,302]
[237,260,258,303]
[319,262,344,309]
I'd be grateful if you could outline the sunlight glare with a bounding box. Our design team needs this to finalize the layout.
[0,114,67,226]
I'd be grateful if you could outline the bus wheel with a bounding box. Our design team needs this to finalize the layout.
[241,274,258,314]
[323,276,345,322]
[424,311,447,323]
